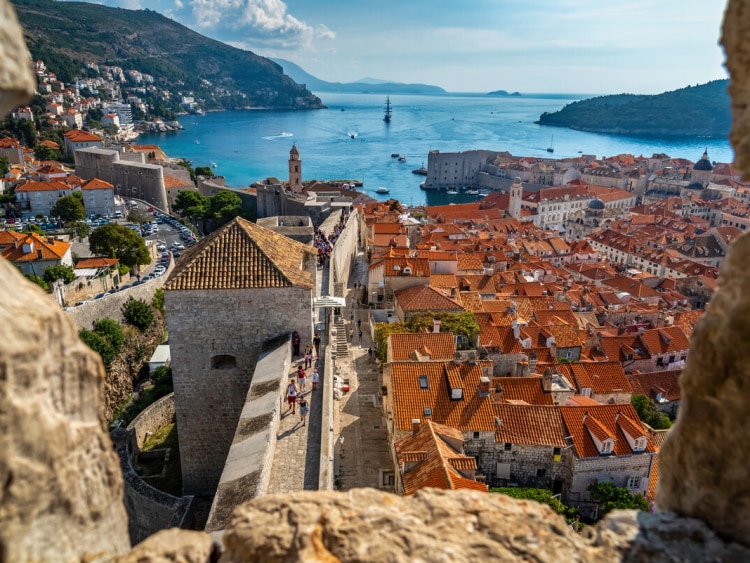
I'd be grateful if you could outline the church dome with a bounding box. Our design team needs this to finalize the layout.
[694,149,713,171]
[588,198,606,210]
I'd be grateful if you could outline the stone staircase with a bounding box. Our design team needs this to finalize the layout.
[333,315,349,357]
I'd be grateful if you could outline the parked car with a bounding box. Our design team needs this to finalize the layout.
[172,242,185,251]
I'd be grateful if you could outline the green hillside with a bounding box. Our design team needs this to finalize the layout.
[11,0,324,110]
[535,80,730,137]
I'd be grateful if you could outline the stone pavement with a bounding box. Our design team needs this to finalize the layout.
[334,250,393,491]
[266,263,327,494]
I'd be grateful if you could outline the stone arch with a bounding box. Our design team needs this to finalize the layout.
[211,354,237,370]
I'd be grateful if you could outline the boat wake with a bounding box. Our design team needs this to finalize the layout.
[263,131,294,140]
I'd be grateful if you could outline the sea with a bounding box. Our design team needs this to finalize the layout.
[140,92,735,208]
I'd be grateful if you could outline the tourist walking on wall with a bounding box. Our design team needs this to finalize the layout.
[311,368,320,390]
[304,345,312,369]
[297,366,307,392]
[299,396,309,426]
[313,333,321,358]
[292,331,300,356]
[286,380,298,414]
[349,327,354,341]
[358,329,363,344]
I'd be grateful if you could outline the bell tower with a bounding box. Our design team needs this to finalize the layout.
[288,143,302,193]
[509,177,523,219]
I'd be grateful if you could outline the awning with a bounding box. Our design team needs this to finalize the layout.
[74,268,99,278]
[313,296,347,308]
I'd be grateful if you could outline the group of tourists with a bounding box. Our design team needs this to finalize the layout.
[285,365,319,425]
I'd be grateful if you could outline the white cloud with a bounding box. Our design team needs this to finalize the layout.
[188,0,335,50]
[175,0,184,8]
[121,0,142,8]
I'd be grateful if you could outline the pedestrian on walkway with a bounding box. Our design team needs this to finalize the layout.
[311,368,320,390]
[304,346,312,369]
[350,310,354,322]
[292,331,300,356]
[357,319,362,330]
[286,380,298,414]
[299,396,309,426]
[358,329,363,343]
[297,366,307,392]
[313,333,321,358]
[368,347,373,358]
[349,327,354,341]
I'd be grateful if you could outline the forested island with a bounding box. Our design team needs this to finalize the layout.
[536,80,730,137]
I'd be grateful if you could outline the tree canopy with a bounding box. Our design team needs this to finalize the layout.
[51,195,86,223]
[88,224,150,268]
[173,190,207,222]
[33,143,58,162]
[207,189,242,225]
[586,481,649,517]
[631,394,672,430]
[43,264,75,284]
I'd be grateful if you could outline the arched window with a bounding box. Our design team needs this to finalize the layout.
[211,355,237,369]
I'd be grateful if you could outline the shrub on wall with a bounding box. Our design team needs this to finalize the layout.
[122,296,154,331]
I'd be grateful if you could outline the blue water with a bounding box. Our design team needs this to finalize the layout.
[141,92,734,207]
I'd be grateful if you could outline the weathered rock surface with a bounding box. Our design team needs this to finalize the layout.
[723,0,750,178]
[219,488,750,563]
[114,529,217,563]
[656,215,750,546]
[0,256,131,561]
[0,0,35,117]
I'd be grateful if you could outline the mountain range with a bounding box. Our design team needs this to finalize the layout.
[270,59,448,95]
[11,0,323,110]
[536,80,731,137]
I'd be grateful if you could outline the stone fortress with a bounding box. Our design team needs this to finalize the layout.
[3,0,750,560]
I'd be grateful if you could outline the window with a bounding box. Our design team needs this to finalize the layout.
[602,440,613,453]
[423,407,432,417]
[473,431,480,440]
[627,476,641,489]
[553,447,561,456]
[418,375,428,389]
[536,468,546,478]
[211,354,236,369]
[504,442,512,452]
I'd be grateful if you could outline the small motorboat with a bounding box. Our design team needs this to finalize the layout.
[391,153,400,158]
[398,155,406,162]
[446,189,458,195]
[375,186,390,194]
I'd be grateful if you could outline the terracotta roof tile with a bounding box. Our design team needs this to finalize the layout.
[1,233,70,262]
[394,285,464,313]
[164,217,315,291]
[492,376,554,406]
[556,362,632,395]
[493,404,568,447]
[627,370,681,402]
[389,333,456,361]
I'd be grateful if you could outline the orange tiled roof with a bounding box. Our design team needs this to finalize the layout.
[556,362,632,395]
[492,376,554,406]
[559,404,655,459]
[1,233,70,262]
[389,332,457,361]
[638,327,691,356]
[75,257,119,269]
[164,216,315,291]
[164,176,194,189]
[627,370,681,402]
[81,178,113,190]
[63,130,102,142]
[16,180,69,193]
[395,420,487,495]
[394,285,464,313]
[390,360,496,432]
[0,230,24,247]
[493,404,568,447]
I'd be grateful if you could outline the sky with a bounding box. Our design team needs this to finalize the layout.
[72,0,729,95]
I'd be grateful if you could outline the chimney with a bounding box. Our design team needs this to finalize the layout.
[478,377,490,397]
[512,320,520,340]
[529,350,538,374]
[542,369,552,393]
[412,419,421,435]
[433,318,441,333]
[47,236,55,244]
[495,382,503,400]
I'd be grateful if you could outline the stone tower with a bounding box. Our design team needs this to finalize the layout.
[509,176,523,219]
[691,148,714,187]
[163,217,317,495]
[288,143,302,194]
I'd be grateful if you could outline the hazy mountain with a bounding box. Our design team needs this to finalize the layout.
[271,58,447,95]
[487,90,521,97]
[11,0,324,110]
[536,80,731,137]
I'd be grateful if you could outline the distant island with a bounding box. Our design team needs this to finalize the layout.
[271,58,447,95]
[11,0,323,111]
[535,80,731,137]
[487,90,521,97]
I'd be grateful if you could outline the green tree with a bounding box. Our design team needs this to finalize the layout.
[152,288,165,311]
[0,184,16,205]
[89,224,150,268]
[194,165,212,177]
[23,224,44,235]
[79,329,115,369]
[92,317,124,355]
[25,274,49,291]
[127,208,152,226]
[20,120,36,147]
[0,155,9,176]
[104,124,119,136]
[374,321,409,363]
[51,195,86,223]
[408,311,480,345]
[67,220,90,239]
[631,394,672,430]
[34,143,57,162]
[490,488,577,520]
[173,190,207,223]
[586,481,649,517]
[43,264,75,284]
[122,296,154,331]
[207,189,242,224]
[176,159,196,182]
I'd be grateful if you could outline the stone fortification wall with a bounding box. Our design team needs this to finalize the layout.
[256,215,314,244]
[111,426,194,545]
[204,338,290,543]
[166,286,312,495]
[127,392,176,449]
[571,453,653,513]
[469,442,572,492]
[74,147,169,210]
[318,209,358,289]
[65,267,170,330]
[424,149,497,189]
